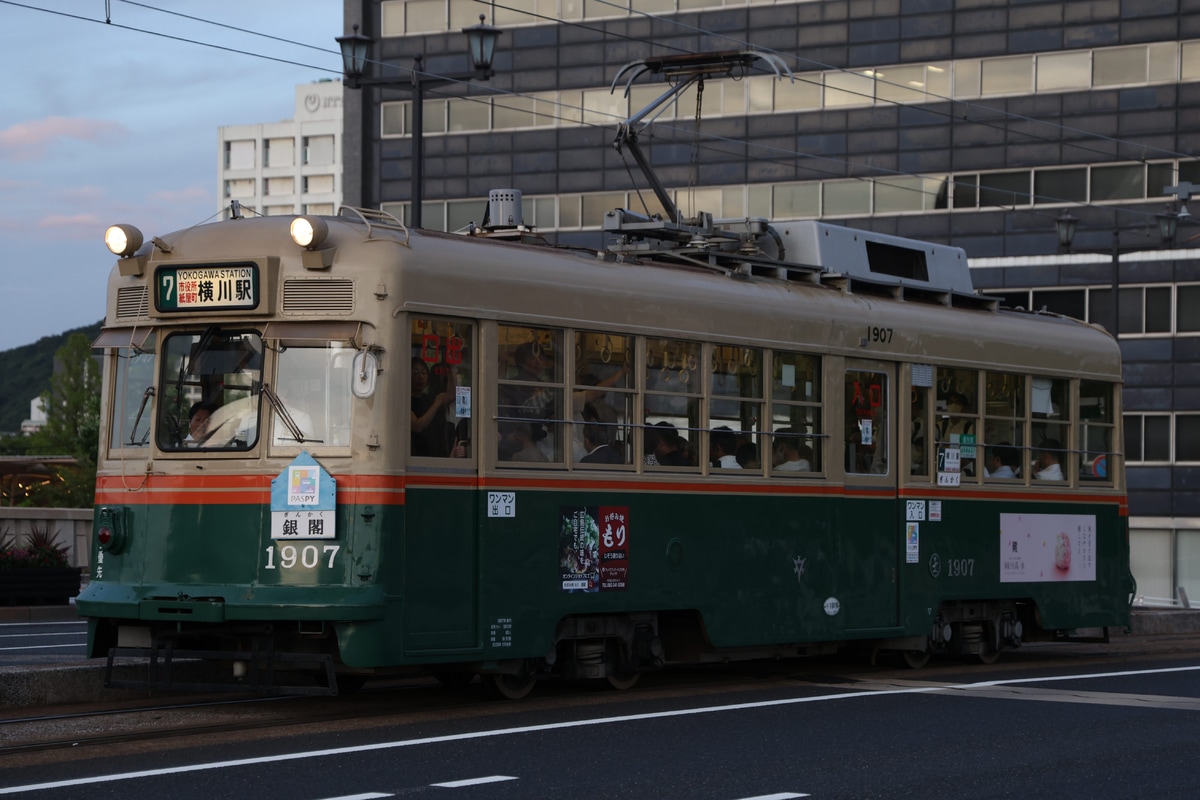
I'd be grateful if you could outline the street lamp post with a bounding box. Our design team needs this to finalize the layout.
[336,19,501,228]
[1055,205,1180,338]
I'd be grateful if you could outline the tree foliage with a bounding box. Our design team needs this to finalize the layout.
[6,334,103,507]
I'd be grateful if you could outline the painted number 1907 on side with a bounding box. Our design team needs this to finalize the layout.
[264,543,340,570]
[866,326,894,344]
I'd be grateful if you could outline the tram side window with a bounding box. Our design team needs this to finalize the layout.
[410,318,474,459]
[845,370,888,475]
[1078,381,1115,482]
[936,368,979,479]
[109,344,157,449]
[498,325,563,464]
[156,330,263,451]
[770,352,822,475]
[709,345,763,471]
[1031,376,1069,482]
[272,343,354,448]
[573,331,634,467]
[644,337,701,468]
[909,383,930,477]
[982,372,1025,481]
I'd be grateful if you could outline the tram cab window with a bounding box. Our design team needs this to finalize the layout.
[983,371,1025,481]
[573,331,634,467]
[156,330,263,451]
[108,341,157,450]
[1078,381,1116,482]
[845,370,888,475]
[271,343,354,449]
[770,352,822,475]
[644,338,701,468]
[936,368,979,478]
[410,318,474,459]
[709,345,763,471]
[498,326,563,464]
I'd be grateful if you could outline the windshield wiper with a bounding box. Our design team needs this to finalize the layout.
[259,382,314,444]
[129,386,155,445]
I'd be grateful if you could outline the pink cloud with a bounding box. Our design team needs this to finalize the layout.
[37,213,104,242]
[0,116,126,162]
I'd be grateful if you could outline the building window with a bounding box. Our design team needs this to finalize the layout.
[981,56,1033,95]
[266,138,295,168]
[1118,286,1173,334]
[979,172,1031,207]
[1092,164,1145,201]
[1031,289,1086,321]
[225,140,255,171]
[224,178,255,198]
[1034,168,1087,204]
[1177,414,1200,462]
[1037,51,1091,91]
[1178,285,1200,332]
[823,180,871,216]
[1124,414,1171,463]
[302,135,335,165]
[266,177,294,196]
[303,175,335,195]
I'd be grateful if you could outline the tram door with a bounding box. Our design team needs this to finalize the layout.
[403,318,479,653]
[840,360,899,630]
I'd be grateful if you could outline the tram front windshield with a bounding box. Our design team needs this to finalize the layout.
[156,329,264,451]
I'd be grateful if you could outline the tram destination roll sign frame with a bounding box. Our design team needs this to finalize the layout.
[155,263,260,312]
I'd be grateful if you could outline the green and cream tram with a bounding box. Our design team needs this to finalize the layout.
[80,197,1132,695]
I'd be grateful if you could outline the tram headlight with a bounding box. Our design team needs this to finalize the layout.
[290,216,329,250]
[104,224,144,257]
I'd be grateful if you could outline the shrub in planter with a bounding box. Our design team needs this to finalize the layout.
[0,526,80,605]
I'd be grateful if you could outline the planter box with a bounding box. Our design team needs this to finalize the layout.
[0,568,82,606]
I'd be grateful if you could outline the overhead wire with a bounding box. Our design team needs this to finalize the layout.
[5,0,1188,233]
[473,0,1192,228]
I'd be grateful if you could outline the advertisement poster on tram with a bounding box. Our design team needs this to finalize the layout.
[559,506,629,592]
[999,513,1096,582]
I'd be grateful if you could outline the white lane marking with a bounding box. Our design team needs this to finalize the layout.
[0,622,84,629]
[314,794,393,800]
[1,663,1197,796]
[431,775,517,788]
[0,643,86,651]
[736,794,810,799]
[0,632,87,639]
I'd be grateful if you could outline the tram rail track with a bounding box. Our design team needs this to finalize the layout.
[3,635,1197,763]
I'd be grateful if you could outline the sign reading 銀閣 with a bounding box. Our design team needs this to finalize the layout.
[270,451,336,539]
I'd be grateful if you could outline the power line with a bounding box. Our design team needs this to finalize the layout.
[0,0,337,75]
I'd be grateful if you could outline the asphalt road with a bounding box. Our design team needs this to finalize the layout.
[0,618,86,665]
[2,645,1198,800]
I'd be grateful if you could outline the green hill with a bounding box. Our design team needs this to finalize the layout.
[0,322,103,434]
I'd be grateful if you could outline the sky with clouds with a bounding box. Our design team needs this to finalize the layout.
[0,1,343,351]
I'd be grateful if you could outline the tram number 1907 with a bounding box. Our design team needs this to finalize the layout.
[947,558,975,577]
[866,326,894,344]
[264,544,341,570]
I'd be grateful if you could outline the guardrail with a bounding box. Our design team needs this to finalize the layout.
[1133,588,1192,609]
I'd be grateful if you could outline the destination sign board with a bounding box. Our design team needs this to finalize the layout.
[155,264,259,312]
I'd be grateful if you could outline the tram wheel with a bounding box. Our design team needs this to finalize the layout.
[484,671,537,700]
[605,670,640,691]
[900,649,931,670]
[976,648,1001,665]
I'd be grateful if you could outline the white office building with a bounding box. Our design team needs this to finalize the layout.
[217,80,343,219]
